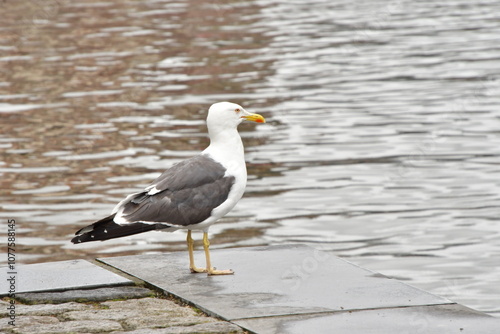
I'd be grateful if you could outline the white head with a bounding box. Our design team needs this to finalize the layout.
[206,102,265,133]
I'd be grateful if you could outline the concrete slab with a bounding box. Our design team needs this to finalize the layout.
[0,259,132,296]
[100,244,453,321]
[234,304,500,334]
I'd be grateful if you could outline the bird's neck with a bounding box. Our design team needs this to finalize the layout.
[203,128,245,165]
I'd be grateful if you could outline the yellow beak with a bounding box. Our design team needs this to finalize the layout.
[241,113,266,123]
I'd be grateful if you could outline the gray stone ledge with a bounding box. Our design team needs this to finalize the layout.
[16,286,153,304]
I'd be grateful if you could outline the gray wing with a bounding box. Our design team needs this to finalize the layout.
[116,154,235,227]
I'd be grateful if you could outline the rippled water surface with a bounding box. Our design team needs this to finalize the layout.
[1,0,500,315]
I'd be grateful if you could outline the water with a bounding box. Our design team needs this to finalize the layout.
[1,0,500,315]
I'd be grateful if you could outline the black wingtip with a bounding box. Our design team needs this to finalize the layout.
[72,214,169,244]
[70,237,80,244]
[72,213,116,244]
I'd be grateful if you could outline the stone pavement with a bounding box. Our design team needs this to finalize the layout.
[101,244,500,334]
[0,260,242,333]
[1,291,243,334]
[2,244,499,333]
[0,259,131,295]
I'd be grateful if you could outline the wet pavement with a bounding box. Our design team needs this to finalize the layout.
[3,246,499,333]
[0,259,132,295]
[101,245,500,334]
[1,0,500,315]
[101,245,453,318]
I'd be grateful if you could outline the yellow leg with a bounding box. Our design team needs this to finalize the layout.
[187,230,207,273]
[203,232,234,275]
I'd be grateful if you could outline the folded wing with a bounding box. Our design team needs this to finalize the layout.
[72,154,235,243]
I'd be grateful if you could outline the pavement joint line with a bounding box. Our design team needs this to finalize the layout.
[228,302,460,321]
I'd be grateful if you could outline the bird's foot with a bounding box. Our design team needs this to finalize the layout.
[207,267,234,276]
[190,266,208,274]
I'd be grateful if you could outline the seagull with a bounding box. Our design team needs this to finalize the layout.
[71,102,265,275]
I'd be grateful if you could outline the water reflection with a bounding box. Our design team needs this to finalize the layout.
[1,0,500,315]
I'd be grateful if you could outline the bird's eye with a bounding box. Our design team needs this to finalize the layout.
[234,108,241,113]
